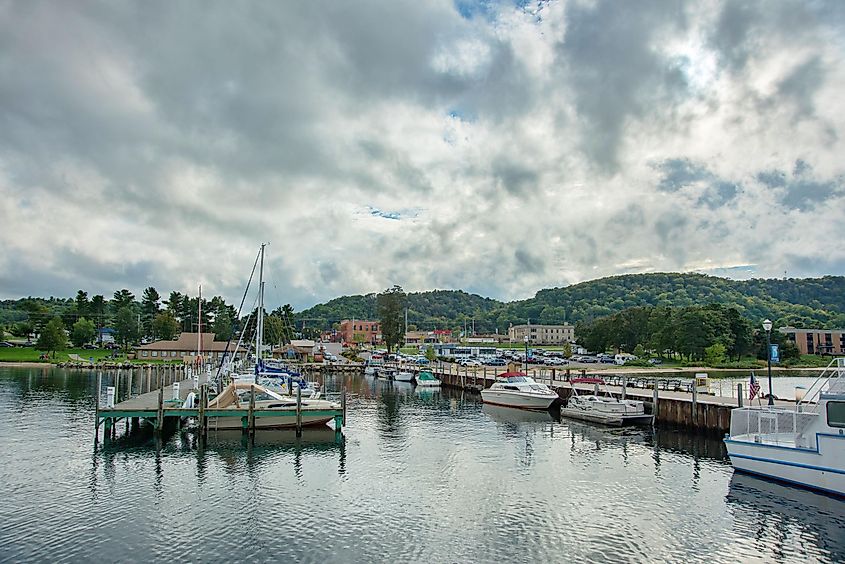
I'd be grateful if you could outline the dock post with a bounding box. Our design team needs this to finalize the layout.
[198,384,207,443]
[622,376,627,401]
[652,385,659,422]
[156,384,164,435]
[114,369,120,405]
[296,386,302,437]
[691,381,698,426]
[94,372,102,445]
[341,387,347,427]
[737,383,743,408]
[248,385,256,435]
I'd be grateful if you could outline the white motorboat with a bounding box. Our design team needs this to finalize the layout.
[724,358,845,497]
[377,367,396,380]
[395,370,414,382]
[560,377,653,426]
[480,372,560,411]
[414,370,441,387]
[206,381,339,430]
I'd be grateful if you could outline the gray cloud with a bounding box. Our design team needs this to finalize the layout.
[0,0,844,309]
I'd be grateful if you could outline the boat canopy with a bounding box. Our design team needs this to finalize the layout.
[571,377,606,385]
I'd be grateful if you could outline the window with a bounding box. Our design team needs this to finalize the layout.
[142,351,148,357]
[152,351,158,357]
[827,401,845,428]
[171,351,177,357]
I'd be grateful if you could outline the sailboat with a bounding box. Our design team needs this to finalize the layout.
[230,244,319,397]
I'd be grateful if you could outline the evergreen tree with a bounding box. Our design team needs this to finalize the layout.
[377,285,406,353]
[90,295,106,342]
[140,287,161,338]
[74,290,90,318]
[112,289,135,313]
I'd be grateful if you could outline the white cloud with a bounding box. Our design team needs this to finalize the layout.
[0,0,843,308]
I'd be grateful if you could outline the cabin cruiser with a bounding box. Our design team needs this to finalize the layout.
[724,358,845,496]
[480,372,560,410]
[414,371,441,387]
[206,381,339,430]
[560,377,653,426]
[395,370,414,382]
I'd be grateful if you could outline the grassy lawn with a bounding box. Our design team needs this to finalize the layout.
[0,346,193,365]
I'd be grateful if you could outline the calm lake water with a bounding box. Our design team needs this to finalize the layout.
[1,366,843,563]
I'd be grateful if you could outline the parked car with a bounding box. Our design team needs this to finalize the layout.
[648,358,663,365]
[0,341,14,347]
[82,344,98,350]
[486,358,507,366]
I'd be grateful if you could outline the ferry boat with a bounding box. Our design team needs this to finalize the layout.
[560,377,653,426]
[724,358,845,497]
[480,372,560,410]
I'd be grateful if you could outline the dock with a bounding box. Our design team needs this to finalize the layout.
[95,367,346,444]
[381,362,798,434]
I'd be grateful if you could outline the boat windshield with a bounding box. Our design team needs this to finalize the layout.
[506,376,528,383]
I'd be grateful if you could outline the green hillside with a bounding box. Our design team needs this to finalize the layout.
[295,273,845,333]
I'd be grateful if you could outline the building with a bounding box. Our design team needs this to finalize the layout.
[780,327,845,355]
[465,333,508,344]
[135,332,239,363]
[98,327,116,344]
[404,331,441,345]
[339,319,381,345]
[509,324,575,345]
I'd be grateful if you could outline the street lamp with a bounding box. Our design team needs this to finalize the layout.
[763,319,774,406]
[523,335,529,374]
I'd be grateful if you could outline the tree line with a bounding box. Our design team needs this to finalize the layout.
[575,303,800,363]
[2,288,300,355]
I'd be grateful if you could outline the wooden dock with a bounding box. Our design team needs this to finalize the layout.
[95,368,346,444]
[380,362,799,434]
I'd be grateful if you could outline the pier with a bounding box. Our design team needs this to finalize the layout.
[94,366,346,444]
[381,362,798,434]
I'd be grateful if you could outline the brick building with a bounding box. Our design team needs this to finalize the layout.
[780,327,845,355]
[339,319,381,345]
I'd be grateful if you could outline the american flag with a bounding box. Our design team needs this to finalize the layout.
[749,373,761,400]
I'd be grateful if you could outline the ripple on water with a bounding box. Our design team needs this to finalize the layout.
[1,367,844,563]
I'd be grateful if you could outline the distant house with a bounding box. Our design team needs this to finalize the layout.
[98,328,116,344]
[273,339,316,362]
[135,332,239,363]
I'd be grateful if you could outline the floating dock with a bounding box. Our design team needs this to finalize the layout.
[95,369,346,444]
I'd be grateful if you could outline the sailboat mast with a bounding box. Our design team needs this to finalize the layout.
[257,243,265,362]
[197,284,202,358]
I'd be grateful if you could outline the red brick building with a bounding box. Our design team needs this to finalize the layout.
[339,319,381,345]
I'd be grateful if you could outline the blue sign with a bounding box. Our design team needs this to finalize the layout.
[770,344,780,363]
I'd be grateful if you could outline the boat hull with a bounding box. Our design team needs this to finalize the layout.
[415,380,441,387]
[724,436,845,497]
[560,407,653,427]
[395,371,414,382]
[208,413,334,430]
[481,389,558,410]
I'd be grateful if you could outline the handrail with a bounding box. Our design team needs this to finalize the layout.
[797,357,845,410]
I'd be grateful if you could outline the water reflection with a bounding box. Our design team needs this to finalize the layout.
[727,473,845,562]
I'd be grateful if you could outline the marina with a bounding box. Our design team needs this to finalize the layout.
[1,363,843,563]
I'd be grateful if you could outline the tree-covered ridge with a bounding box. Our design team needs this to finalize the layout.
[295,289,503,330]
[297,273,845,333]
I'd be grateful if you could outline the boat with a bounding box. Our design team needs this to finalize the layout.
[724,357,845,497]
[480,372,560,410]
[560,377,653,426]
[377,367,396,381]
[414,370,441,387]
[364,355,383,376]
[395,370,414,382]
[206,381,340,430]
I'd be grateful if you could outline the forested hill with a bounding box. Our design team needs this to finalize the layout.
[295,289,503,330]
[295,274,845,332]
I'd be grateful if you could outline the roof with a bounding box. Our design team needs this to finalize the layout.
[136,332,232,352]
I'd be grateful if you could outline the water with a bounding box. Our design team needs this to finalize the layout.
[1,366,843,563]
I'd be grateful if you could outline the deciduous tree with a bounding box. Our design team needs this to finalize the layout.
[36,317,66,358]
[377,285,406,353]
[70,317,96,347]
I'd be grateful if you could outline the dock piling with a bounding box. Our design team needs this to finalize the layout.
[248,385,256,434]
[156,384,164,434]
[295,386,302,437]
[621,376,627,401]
[652,385,659,422]
[737,383,743,408]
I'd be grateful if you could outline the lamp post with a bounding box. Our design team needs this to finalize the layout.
[763,319,774,406]
[523,335,529,374]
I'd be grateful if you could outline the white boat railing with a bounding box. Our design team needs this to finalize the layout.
[729,406,819,449]
[797,357,845,412]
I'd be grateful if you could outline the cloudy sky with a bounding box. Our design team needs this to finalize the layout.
[1,0,844,309]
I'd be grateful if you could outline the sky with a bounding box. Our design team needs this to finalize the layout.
[1,0,844,310]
